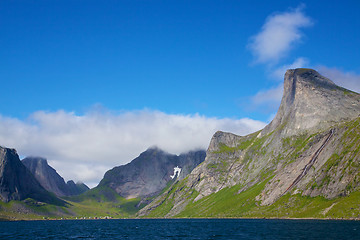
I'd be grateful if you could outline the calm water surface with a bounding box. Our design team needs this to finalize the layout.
[0,218,359,239]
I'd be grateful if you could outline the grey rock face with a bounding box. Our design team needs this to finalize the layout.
[22,157,89,197]
[98,147,205,199]
[139,68,360,217]
[262,69,360,136]
[0,147,64,205]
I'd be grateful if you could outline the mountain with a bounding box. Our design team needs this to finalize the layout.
[97,147,206,199]
[261,68,360,136]
[138,69,360,218]
[22,157,89,197]
[66,180,89,195]
[0,147,65,205]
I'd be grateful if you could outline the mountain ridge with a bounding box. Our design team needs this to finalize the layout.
[22,157,89,197]
[138,68,360,218]
[262,68,360,136]
[1,68,359,220]
[97,147,206,199]
[0,147,65,206]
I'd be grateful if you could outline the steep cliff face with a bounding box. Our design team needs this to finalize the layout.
[97,147,205,199]
[262,68,360,136]
[22,157,89,197]
[0,147,64,205]
[22,157,68,197]
[138,69,360,218]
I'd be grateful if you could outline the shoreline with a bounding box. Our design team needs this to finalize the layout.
[2,216,360,222]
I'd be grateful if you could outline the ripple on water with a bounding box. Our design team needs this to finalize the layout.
[0,219,359,240]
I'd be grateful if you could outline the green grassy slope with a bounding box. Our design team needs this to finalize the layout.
[0,178,179,220]
[0,186,141,220]
[174,179,360,219]
[143,177,360,219]
[65,185,141,218]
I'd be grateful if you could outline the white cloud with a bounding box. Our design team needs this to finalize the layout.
[247,5,359,122]
[318,66,360,93]
[249,6,312,64]
[246,6,312,118]
[0,109,266,187]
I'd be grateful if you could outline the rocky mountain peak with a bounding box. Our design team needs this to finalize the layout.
[22,156,47,170]
[0,147,18,177]
[98,148,205,199]
[0,146,64,205]
[288,68,336,88]
[207,131,244,153]
[140,146,166,157]
[22,156,89,197]
[262,68,360,136]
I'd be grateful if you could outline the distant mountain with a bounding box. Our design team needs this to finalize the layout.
[139,69,360,218]
[0,147,65,205]
[97,147,206,199]
[66,180,89,195]
[22,157,89,197]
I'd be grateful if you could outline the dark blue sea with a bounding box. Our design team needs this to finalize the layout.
[0,218,359,239]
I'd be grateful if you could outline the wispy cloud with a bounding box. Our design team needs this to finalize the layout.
[250,84,283,112]
[0,109,266,187]
[317,66,360,93]
[248,5,312,64]
[247,6,312,116]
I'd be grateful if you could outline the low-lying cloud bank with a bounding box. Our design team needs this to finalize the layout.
[0,109,266,187]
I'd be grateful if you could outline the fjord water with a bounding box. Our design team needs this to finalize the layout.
[0,219,359,239]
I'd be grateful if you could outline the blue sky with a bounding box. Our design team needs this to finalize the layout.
[1,0,359,186]
[2,0,359,120]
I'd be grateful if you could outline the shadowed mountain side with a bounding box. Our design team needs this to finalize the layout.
[22,157,89,197]
[0,147,65,206]
[97,147,206,199]
[66,180,89,196]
